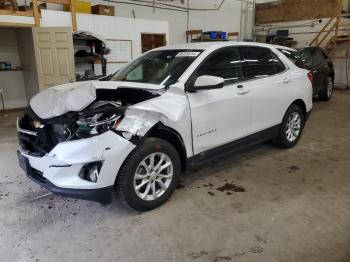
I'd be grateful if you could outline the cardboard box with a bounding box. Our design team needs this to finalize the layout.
[64,0,91,14]
[91,4,115,16]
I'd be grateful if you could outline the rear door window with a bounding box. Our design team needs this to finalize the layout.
[240,47,286,79]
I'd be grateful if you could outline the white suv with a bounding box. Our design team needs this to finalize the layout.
[17,42,312,211]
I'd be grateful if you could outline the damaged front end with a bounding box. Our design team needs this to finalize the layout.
[17,87,163,157]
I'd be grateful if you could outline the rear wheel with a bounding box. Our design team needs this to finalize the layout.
[318,77,333,101]
[272,104,305,148]
[115,138,181,211]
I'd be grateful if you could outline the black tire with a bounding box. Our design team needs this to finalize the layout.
[115,137,181,211]
[318,77,333,101]
[272,104,305,149]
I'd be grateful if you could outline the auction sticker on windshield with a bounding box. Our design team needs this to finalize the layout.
[176,52,201,57]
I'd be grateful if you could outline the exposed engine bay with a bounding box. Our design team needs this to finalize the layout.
[18,88,163,156]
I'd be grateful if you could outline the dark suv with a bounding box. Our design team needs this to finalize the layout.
[279,47,335,101]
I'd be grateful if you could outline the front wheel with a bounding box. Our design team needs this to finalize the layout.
[115,138,181,211]
[318,77,333,101]
[272,104,305,148]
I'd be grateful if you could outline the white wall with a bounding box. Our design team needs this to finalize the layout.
[255,18,334,48]
[101,0,244,44]
[255,18,350,85]
[0,0,256,44]
[0,15,34,25]
[36,0,252,44]
[0,29,27,109]
[40,9,170,74]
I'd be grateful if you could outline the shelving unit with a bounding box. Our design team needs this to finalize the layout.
[186,30,239,43]
[0,0,77,30]
[73,33,107,81]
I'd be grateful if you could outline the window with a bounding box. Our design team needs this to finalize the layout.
[278,48,306,69]
[197,47,243,81]
[110,49,203,85]
[240,47,286,79]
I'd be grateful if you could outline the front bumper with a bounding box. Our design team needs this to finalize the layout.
[17,130,135,203]
[18,150,114,204]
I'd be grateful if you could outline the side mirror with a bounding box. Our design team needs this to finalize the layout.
[187,75,225,92]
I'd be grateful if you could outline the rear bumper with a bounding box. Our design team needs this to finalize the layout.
[18,150,114,204]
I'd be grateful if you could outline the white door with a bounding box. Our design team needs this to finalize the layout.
[186,47,251,155]
[32,27,75,90]
[239,46,293,133]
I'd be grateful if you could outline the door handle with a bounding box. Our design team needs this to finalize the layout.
[236,85,249,94]
[282,78,291,84]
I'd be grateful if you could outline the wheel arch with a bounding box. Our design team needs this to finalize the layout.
[144,122,188,172]
[291,99,307,118]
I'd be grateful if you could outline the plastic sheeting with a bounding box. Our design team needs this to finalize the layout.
[30,82,97,119]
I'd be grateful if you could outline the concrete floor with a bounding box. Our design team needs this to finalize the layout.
[0,90,350,262]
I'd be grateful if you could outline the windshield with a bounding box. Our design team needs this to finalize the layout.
[110,49,203,85]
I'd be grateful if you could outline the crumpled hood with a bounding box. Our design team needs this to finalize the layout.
[30,81,97,119]
[30,81,164,119]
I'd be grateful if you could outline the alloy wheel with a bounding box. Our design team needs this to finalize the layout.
[133,152,174,201]
[285,112,301,142]
[327,80,333,98]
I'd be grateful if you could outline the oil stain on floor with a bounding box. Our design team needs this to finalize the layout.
[216,182,246,193]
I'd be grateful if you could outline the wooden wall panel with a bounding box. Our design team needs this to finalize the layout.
[256,0,342,24]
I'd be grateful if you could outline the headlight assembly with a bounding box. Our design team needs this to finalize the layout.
[75,100,126,138]
[76,112,122,137]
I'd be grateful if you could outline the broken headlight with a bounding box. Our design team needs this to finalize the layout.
[77,113,121,137]
[76,101,124,138]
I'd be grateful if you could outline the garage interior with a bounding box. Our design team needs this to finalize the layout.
[0,0,350,261]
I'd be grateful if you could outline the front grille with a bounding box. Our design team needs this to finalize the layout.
[18,132,46,157]
[17,109,58,157]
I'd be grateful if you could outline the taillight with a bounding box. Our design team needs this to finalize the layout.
[307,72,314,84]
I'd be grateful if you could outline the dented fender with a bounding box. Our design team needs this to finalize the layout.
[116,87,194,157]
[116,109,163,137]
